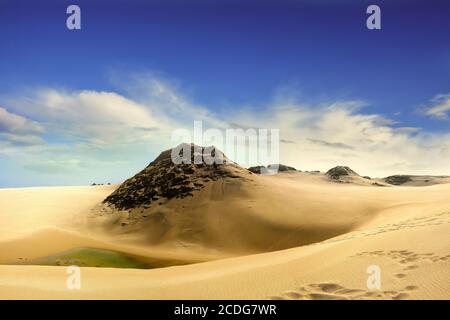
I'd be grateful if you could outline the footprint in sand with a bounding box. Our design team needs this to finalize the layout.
[351,249,449,286]
[271,245,448,301]
[404,265,419,271]
[404,285,418,290]
[324,212,450,244]
[392,293,410,300]
[284,291,302,299]
[268,296,286,300]
[352,249,449,270]
[268,282,416,300]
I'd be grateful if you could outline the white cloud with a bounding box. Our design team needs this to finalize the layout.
[0,133,45,147]
[0,106,45,150]
[1,75,450,184]
[227,101,450,176]
[114,73,228,129]
[24,159,81,172]
[0,77,222,184]
[7,89,172,145]
[422,94,450,120]
[0,106,43,134]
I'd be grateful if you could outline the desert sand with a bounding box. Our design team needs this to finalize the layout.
[0,151,449,300]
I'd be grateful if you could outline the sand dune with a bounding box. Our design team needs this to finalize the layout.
[0,185,116,240]
[0,197,448,299]
[90,169,450,255]
[0,148,449,299]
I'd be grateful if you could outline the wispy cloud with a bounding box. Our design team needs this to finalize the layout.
[24,159,81,173]
[0,106,43,135]
[421,94,450,120]
[0,106,45,150]
[307,138,354,150]
[6,89,170,145]
[1,74,450,185]
[226,99,450,176]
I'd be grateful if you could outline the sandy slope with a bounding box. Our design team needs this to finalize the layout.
[0,185,116,240]
[0,185,218,265]
[0,174,449,299]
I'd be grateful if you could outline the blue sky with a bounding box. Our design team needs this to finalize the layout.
[1,0,450,187]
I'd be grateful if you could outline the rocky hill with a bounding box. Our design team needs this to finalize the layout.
[103,143,248,210]
[383,175,450,186]
[326,166,359,180]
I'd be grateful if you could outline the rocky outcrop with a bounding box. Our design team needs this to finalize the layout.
[326,166,359,180]
[103,143,247,210]
[248,166,266,174]
[383,175,413,185]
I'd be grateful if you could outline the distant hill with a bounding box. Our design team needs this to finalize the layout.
[326,166,359,180]
[383,175,450,186]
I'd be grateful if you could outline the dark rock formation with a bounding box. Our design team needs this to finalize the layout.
[248,166,266,174]
[103,143,247,210]
[326,166,359,180]
[270,164,297,172]
[383,175,413,185]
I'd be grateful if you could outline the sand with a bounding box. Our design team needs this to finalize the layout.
[0,172,449,299]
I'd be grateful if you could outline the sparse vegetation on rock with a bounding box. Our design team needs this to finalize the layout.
[103,143,248,210]
[384,175,413,185]
[326,166,359,180]
[248,166,266,174]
